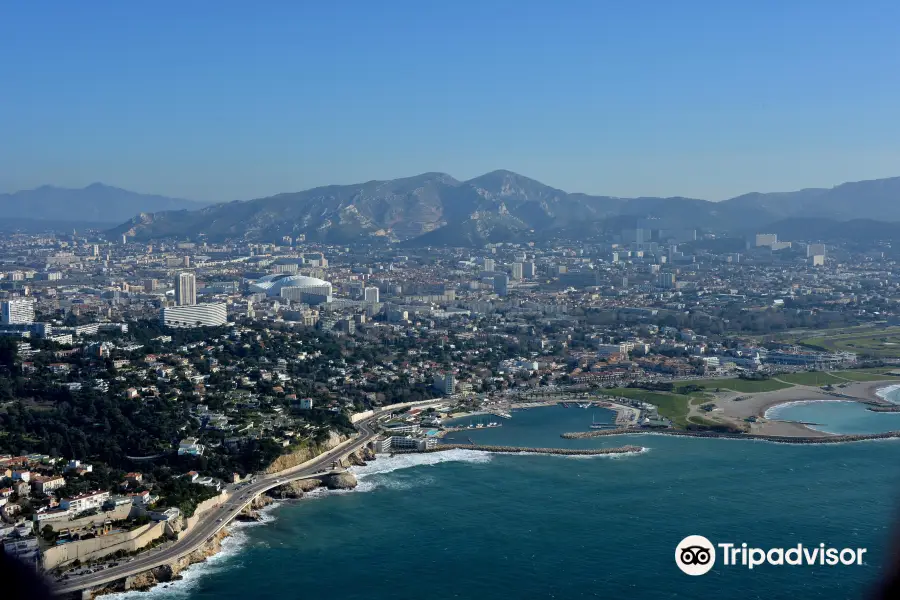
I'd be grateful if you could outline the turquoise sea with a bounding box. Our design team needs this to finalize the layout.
[768,384,900,435]
[112,402,900,600]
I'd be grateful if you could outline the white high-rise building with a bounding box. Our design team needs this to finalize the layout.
[161,303,227,328]
[0,299,35,324]
[364,287,380,303]
[482,258,495,272]
[511,262,524,280]
[175,272,197,306]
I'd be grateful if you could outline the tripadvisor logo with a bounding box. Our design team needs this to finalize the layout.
[676,535,716,576]
[675,536,868,575]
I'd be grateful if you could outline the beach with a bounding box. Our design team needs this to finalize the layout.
[698,379,900,437]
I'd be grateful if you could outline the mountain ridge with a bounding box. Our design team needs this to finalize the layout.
[0,183,207,224]
[23,171,900,245]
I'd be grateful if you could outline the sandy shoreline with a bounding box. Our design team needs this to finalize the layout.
[704,379,900,437]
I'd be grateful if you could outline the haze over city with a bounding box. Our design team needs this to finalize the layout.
[3,1,900,201]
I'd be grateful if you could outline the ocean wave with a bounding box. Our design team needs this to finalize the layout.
[876,384,900,404]
[559,447,650,459]
[98,523,255,600]
[351,448,493,479]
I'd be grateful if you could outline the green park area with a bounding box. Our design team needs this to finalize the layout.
[798,327,900,359]
[776,371,847,386]
[686,378,792,393]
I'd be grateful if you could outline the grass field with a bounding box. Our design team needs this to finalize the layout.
[602,388,692,427]
[687,378,794,393]
[777,372,847,386]
[831,370,900,382]
[798,327,900,358]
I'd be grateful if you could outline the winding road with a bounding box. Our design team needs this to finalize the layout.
[54,415,380,597]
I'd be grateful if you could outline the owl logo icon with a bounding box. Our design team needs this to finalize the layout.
[676,535,716,575]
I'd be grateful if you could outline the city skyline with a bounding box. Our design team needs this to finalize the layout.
[2,2,900,202]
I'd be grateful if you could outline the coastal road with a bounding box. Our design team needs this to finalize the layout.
[54,416,380,597]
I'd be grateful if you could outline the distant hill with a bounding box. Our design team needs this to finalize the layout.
[0,183,206,224]
[107,171,900,245]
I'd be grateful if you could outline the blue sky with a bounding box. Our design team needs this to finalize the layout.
[2,1,900,202]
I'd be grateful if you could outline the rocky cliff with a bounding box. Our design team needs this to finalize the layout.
[265,431,350,474]
[88,529,229,598]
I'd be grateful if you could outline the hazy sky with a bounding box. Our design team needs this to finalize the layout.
[2,1,900,202]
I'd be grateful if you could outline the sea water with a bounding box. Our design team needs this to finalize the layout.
[767,384,900,435]
[119,405,900,600]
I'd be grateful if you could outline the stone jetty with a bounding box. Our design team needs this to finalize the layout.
[561,428,900,444]
[421,444,644,455]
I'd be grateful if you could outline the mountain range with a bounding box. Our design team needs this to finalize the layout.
[8,172,900,245]
[0,183,206,224]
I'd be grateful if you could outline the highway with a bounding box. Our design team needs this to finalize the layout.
[54,415,380,597]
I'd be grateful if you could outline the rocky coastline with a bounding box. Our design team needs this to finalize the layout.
[423,443,644,455]
[561,428,900,444]
[88,529,229,598]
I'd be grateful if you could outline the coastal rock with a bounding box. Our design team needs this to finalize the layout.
[88,530,230,598]
[236,510,262,522]
[346,446,375,467]
[324,471,358,490]
[247,494,274,510]
[268,478,322,499]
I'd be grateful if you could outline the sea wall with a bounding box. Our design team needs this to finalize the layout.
[43,522,167,571]
[47,504,133,533]
[424,444,644,456]
[561,428,900,444]
[181,492,229,533]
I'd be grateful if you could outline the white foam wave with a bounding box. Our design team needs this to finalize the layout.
[559,447,650,459]
[350,448,493,479]
[876,384,900,404]
[763,399,858,420]
[98,522,255,600]
[98,501,286,599]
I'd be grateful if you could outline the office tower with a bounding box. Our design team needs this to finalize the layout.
[175,272,197,306]
[482,258,495,272]
[522,262,536,278]
[364,287,380,303]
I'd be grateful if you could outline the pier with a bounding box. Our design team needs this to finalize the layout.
[561,428,900,444]
[418,443,644,456]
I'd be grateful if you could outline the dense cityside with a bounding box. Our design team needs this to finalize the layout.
[1,223,899,593]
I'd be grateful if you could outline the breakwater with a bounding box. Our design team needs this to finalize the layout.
[422,444,644,455]
[868,406,900,412]
[561,428,900,444]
